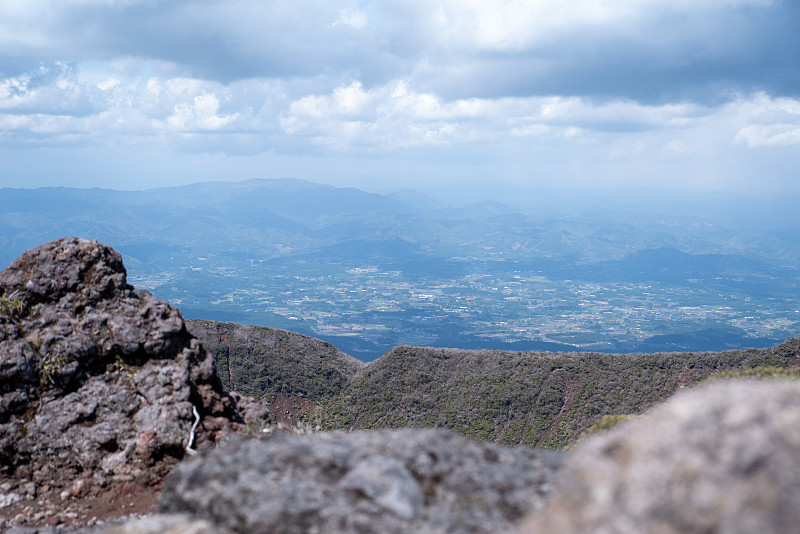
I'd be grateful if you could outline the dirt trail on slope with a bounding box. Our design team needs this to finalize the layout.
[536,378,581,447]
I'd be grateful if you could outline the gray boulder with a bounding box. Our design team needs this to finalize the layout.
[519,379,800,534]
[0,238,265,491]
[159,427,563,534]
[91,513,233,534]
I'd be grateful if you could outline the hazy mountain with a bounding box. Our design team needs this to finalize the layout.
[2,179,799,358]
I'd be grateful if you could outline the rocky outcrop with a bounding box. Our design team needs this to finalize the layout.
[155,428,562,534]
[519,379,800,534]
[0,238,265,504]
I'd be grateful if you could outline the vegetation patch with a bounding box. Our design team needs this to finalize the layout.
[313,339,800,448]
[0,293,25,318]
[186,320,364,401]
[704,365,800,382]
[39,354,68,386]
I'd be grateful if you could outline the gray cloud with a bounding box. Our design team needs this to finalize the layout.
[0,0,424,87]
[2,1,795,104]
[1,0,799,193]
[416,2,800,103]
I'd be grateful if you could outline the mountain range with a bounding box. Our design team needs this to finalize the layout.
[2,178,799,359]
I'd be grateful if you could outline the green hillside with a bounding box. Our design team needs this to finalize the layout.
[186,319,364,402]
[317,341,799,448]
[188,319,800,449]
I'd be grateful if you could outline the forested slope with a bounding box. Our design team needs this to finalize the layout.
[186,319,364,401]
[187,319,800,448]
[317,340,799,448]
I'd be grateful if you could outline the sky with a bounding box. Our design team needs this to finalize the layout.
[1,0,799,196]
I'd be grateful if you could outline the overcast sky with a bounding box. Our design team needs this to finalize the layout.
[1,0,798,196]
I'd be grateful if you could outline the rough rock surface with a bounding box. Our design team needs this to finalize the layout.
[1,514,229,534]
[0,238,266,527]
[92,513,234,534]
[520,379,800,534]
[157,427,563,534]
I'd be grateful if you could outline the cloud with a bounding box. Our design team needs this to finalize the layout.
[4,60,799,158]
[0,63,276,150]
[333,7,368,29]
[414,0,799,102]
[430,0,777,51]
[0,0,413,87]
[278,81,718,151]
[659,140,698,158]
[163,93,240,131]
[279,81,469,150]
[1,0,796,103]
[0,62,95,115]
[1,1,798,192]
[735,93,800,147]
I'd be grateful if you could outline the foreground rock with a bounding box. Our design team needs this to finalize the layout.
[520,379,800,534]
[153,428,561,534]
[0,238,265,528]
[88,513,232,534]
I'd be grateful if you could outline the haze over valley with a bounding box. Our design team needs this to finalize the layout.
[2,0,798,360]
[2,179,797,360]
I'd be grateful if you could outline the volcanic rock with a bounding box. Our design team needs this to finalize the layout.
[519,379,800,534]
[0,238,265,498]
[156,427,563,534]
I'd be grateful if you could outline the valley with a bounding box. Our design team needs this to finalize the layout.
[141,249,796,360]
[2,179,799,360]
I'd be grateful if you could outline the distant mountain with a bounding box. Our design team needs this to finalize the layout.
[2,179,799,357]
[5,179,799,268]
[572,247,767,283]
[149,178,411,220]
[385,189,447,211]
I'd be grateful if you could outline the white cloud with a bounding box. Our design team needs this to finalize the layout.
[736,124,800,147]
[2,60,794,159]
[734,94,800,147]
[0,62,92,114]
[280,81,499,149]
[0,113,82,135]
[530,97,706,130]
[97,78,121,91]
[0,64,261,146]
[279,81,717,151]
[333,7,368,29]
[429,0,774,52]
[164,93,240,131]
[660,140,698,157]
[1,50,798,193]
